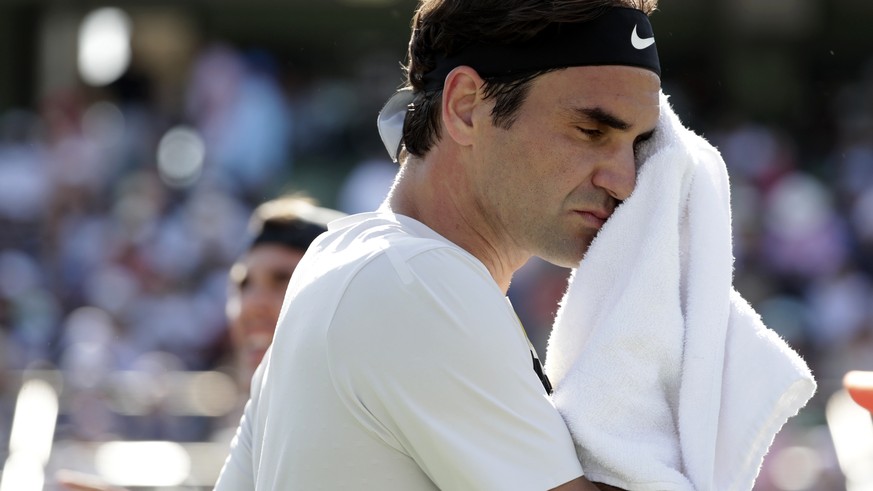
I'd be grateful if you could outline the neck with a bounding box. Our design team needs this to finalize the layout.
[387,147,528,293]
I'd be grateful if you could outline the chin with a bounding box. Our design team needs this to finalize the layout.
[540,242,591,268]
[542,252,585,269]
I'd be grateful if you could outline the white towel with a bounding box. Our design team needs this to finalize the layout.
[543,93,817,491]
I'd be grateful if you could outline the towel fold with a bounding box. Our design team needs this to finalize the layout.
[543,93,816,491]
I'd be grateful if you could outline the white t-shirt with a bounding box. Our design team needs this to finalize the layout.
[215,212,583,490]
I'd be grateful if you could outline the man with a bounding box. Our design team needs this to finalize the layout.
[225,196,344,392]
[215,0,660,489]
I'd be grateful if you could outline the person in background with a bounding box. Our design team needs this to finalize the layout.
[57,195,344,491]
[225,196,345,392]
[215,0,659,489]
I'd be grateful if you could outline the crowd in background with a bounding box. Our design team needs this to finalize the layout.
[0,26,872,491]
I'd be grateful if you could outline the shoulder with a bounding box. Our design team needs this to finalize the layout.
[324,213,502,309]
[342,242,509,337]
[326,239,528,389]
[318,212,528,386]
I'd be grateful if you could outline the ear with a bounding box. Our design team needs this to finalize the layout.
[441,66,484,147]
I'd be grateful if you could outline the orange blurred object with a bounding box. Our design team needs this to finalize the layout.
[844,371,873,412]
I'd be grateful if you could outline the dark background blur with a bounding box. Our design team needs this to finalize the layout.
[1,0,873,489]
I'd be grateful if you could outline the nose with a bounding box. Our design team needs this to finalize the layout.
[591,145,637,201]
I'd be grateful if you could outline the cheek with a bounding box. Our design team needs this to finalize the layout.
[521,143,587,196]
[511,125,579,173]
[484,124,582,201]
[269,280,290,301]
[268,290,286,314]
[546,137,605,193]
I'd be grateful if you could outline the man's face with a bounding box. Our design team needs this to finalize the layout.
[226,243,305,384]
[469,65,660,267]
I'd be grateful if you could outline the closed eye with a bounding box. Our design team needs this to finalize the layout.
[577,127,604,139]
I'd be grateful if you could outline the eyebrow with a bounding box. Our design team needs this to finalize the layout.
[572,106,631,131]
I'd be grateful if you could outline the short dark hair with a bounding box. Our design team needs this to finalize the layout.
[401,0,659,158]
[247,196,344,252]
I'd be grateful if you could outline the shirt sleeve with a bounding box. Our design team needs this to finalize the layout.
[213,354,269,491]
[327,247,584,491]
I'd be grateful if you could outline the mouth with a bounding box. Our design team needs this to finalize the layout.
[243,346,269,371]
[574,209,611,229]
[237,331,273,366]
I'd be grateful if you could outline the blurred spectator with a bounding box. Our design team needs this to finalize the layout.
[54,195,343,490]
[224,196,344,392]
[185,43,294,199]
[336,157,397,214]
